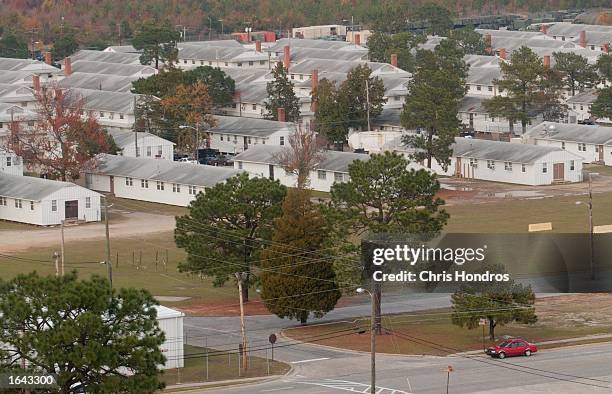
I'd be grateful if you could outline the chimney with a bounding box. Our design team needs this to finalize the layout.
[277,107,286,122]
[579,30,587,48]
[543,55,550,68]
[255,40,262,52]
[484,34,492,53]
[354,33,361,46]
[540,24,549,34]
[310,69,318,112]
[499,48,507,60]
[283,45,290,70]
[44,52,52,65]
[64,57,72,76]
[390,53,398,67]
[604,43,610,53]
[32,75,40,92]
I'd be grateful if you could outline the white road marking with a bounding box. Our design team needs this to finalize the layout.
[260,387,295,392]
[290,357,330,364]
[183,323,238,335]
[296,378,411,394]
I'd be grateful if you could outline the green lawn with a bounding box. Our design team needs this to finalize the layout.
[285,300,612,356]
[161,344,289,386]
[108,196,188,217]
[444,191,612,233]
[0,232,236,307]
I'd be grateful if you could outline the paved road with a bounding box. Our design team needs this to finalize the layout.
[182,292,607,393]
[184,293,452,363]
[199,343,612,393]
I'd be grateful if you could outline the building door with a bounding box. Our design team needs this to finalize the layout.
[243,136,248,151]
[599,145,604,162]
[553,163,564,181]
[469,113,474,129]
[65,200,78,219]
[110,175,115,194]
[455,157,462,177]
[268,164,274,180]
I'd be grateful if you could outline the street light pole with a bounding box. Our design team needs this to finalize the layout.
[588,172,594,280]
[357,288,375,394]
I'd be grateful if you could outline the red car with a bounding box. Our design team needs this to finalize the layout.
[486,338,538,359]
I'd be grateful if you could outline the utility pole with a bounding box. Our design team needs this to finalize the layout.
[134,96,139,157]
[235,272,248,370]
[53,251,60,277]
[104,197,113,288]
[60,221,65,276]
[209,17,212,41]
[357,288,375,394]
[588,172,594,280]
[365,79,371,131]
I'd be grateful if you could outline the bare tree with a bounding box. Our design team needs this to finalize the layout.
[274,125,323,189]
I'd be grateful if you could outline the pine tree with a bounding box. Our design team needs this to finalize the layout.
[552,52,599,96]
[260,188,341,324]
[401,39,468,170]
[264,62,301,122]
[484,46,565,134]
[313,78,346,147]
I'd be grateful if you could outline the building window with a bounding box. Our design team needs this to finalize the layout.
[237,62,243,67]
[487,160,495,170]
[51,200,57,211]
[248,61,254,66]
[220,135,224,141]
[237,161,243,169]
[136,147,140,157]
[173,184,181,193]
[522,164,526,173]
[578,143,586,151]
[334,172,343,182]
[146,146,152,156]
[248,137,252,144]
[30,201,34,211]
[99,112,104,117]
[252,104,257,110]
[477,85,482,91]
[125,177,133,186]
[561,142,565,150]
[6,157,11,167]
[260,60,266,65]
[85,197,91,208]
[580,105,584,110]
[141,179,149,188]
[156,181,164,191]
[317,170,327,180]
[0,196,6,206]
[280,136,285,146]
[488,86,493,92]
[157,145,163,156]
[570,160,575,171]
[188,185,197,195]
[504,161,512,171]
[15,199,22,208]
[469,158,478,168]
[225,62,229,66]
[542,162,548,173]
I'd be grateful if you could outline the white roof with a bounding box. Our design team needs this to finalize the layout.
[525,122,612,145]
[154,305,184,319]
[0,174,101,201]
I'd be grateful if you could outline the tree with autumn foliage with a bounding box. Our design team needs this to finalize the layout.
[160,81,217,152]
[7,88,117,181]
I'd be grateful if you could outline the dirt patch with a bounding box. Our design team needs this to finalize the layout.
[535,293,612,328]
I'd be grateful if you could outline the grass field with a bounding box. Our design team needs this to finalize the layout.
[0,231,237,307]
[284,295,612,356]
[161,344,289,386]
[444,191,612,233]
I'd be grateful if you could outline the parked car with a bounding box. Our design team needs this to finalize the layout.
[173,153,189,161]
[177,157,197,164]
[486,338,537,359]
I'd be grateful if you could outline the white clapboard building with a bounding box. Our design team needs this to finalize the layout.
[392,137,583,186]
[233,144,369,192]
[109,129,175,161]
[0,174,102,225]
[207,116,295,155]
[84,154,242,206]
[524,122,612,165]
[155,305,185,370]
